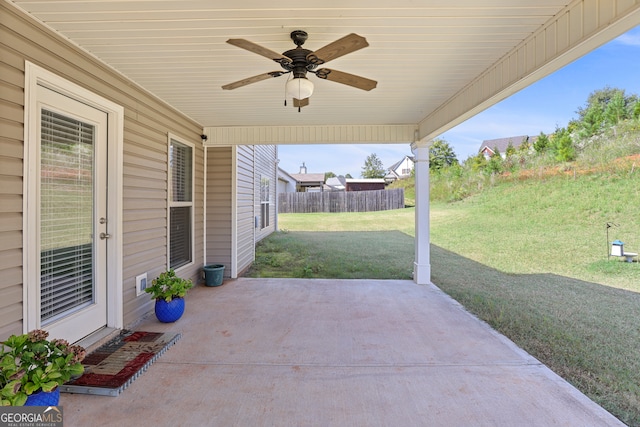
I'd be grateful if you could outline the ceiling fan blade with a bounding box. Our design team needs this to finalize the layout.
[226,39,292,64]
[221,71,285,90]
[307,33,369,65]
[293,98,310,108]
[315,68,377,91]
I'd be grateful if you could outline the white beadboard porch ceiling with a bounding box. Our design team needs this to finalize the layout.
[9,1,640,134]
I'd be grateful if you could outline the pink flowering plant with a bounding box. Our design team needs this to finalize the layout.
[145,269,193,302]
[0,329,86,406]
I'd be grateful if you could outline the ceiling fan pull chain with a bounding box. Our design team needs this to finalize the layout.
[284,79,289,107]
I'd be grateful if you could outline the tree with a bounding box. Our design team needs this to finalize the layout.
[486,151,503,175]
[576,87,638,124]
[551,127,575,162]
[361,153,386,178]
[429,138,458,170]
[466,153,487,173]
[518,138,531,153]
[505,141,516,157]
[604,91,631,126]
[533,132,550,153]
[324,171,336,181]
[577,106,604,138]
[345,173,353,179]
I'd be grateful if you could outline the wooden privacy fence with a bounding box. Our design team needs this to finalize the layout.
[278,188,405,213]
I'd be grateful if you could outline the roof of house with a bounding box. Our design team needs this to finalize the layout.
[346,178,386,184]
[289,173,325,184]
[325,176,346,190]
[277,167,296,183]
[479,135,529,154]
[387,155,415,172]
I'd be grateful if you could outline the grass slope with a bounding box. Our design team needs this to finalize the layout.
[432,171,640,292]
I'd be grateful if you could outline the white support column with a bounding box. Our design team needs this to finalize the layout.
[275,156,280,232]
[411,140,431,284]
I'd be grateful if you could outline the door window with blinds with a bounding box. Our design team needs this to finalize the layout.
[169,137,194,269]
[40,109,95,323]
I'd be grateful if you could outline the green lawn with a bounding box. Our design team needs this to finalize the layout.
[248,209,415,279]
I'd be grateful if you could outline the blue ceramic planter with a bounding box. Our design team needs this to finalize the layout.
[24,387,60,406]
[155,297,185,323]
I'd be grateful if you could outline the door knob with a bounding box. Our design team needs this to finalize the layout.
[99,232,111,240]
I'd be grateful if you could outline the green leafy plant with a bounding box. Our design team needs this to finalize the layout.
[145,269,193,302]
[0,329,86,406]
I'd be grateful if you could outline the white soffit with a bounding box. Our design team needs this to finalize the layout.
[9,0,640,143]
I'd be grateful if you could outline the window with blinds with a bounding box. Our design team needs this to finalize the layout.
[169,139,193,269]
[260,176,270,229]
[40,109,95,323]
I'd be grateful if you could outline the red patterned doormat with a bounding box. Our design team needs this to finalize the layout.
[60,330,181,397]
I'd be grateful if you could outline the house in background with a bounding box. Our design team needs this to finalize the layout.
[287,163,325,192]
[479,135,530,158]
[385,155,415,182]
[325,176,347,191]
[277,167,297,194]
[292,174,325,192]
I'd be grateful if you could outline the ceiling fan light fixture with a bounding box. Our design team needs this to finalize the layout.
[286,77,314,100]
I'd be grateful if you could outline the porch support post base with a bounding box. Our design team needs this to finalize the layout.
[413,262,431,285]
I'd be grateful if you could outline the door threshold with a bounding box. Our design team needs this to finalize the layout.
[76,327,120,352]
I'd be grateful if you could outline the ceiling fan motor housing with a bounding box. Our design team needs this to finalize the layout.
[281,30,318,78]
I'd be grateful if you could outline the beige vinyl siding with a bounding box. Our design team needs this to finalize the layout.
[236,145,255,276]
[193,141,205,281]
[0,3,205,338]
[254,145,277,242]
[206,147,232,275]
[205,144,276,278]
[0,7,30,338]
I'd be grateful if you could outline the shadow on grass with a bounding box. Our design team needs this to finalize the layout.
[246,230,415,280]
[431,244,640,426]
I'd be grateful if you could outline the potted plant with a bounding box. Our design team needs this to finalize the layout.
[0,329,86,406]
[145,269,193,323]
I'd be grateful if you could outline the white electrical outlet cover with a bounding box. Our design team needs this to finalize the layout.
[136,273,148,296]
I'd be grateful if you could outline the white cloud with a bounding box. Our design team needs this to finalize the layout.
[615,30,640,47]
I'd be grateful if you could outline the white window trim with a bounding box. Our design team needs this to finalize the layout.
[167,133,195,272]
[23,62,124,333]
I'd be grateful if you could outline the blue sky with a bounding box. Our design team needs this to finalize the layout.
[278,25,640,178]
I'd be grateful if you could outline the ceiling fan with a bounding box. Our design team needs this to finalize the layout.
[222,30,377,111]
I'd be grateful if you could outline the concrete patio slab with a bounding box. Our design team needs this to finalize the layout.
[62,278,623,426]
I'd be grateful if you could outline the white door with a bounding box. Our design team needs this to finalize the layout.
[35,85,108,343]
